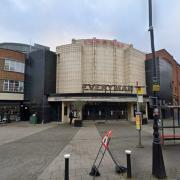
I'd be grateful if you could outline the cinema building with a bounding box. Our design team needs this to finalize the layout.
[48,38,148,123]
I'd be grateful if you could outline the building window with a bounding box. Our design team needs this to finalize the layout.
[3,80,9,91]
[3,80,24,92]
[4,59,25,73]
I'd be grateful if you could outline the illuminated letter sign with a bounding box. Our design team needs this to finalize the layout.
[82,84,133,93]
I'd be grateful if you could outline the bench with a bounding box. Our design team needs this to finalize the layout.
[160,134,180,141]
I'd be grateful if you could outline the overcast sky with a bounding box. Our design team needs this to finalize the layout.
[0,0,180,63]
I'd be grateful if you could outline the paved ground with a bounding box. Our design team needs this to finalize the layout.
[0,122,56,146]
[0,122,79,180]
[96,120,180,179]
[0,120,180,180]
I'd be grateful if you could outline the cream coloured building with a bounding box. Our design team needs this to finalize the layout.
[48,38,148,123]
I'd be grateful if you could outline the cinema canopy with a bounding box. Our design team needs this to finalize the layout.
[48,38,148,123]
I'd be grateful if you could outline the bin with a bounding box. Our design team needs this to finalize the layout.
[74,120,82,127]
[142,118,148,125]
[30,114,37,124]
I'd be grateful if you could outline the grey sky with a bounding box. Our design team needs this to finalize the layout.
[0,0,180,63]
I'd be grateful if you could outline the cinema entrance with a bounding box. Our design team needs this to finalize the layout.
[82,102,128,120]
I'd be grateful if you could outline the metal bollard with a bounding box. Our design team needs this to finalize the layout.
[64,154,70,180]
[125,150,132,178]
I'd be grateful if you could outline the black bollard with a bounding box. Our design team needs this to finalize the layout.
[64,154,70,180]
[125,150,132,178]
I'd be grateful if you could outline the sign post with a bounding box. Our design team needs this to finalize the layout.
[136,82,144,148]
[89,130,112,177]
[135,112,143,148]
[148,0,166,178]
[89,130,126,177]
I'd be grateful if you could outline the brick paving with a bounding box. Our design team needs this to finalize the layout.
[37,120,180,180]
[96,120,180,179]
[0,123,79,180]
[0,120,180,179]
[37,122,124,180]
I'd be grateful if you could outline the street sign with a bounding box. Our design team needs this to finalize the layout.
[153,84,160,92]
[102,130,112,149]
[90,129,127,176]
[137,87,143,95]
[135,112,141,130]
[137,95,143,103]
[152,78,160,92]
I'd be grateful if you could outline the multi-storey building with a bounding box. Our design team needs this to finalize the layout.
[146,49,180,118]
[0,43,56,123]
[0,48,25,121]
[146,49,180,105]
[49,38,148,123]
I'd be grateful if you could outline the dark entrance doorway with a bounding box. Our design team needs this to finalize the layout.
[82,102,128,120]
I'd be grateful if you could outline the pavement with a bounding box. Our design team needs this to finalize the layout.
[0,122,56,146]
[0,122,79,180]
[0,120,180,180]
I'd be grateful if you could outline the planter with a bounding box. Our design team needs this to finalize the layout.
[74,120,82,127]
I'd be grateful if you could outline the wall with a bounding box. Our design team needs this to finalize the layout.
[125,48,146,93]
[178,65,180,104]
[159,58,173,103]
[56,44,82,93]
[146,49,179,105]
[24,49,56,122]
[0,93,23,100]
[56,39,146,94]
[0,48,25,98]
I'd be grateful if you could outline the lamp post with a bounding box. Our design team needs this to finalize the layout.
[148,0,166,178]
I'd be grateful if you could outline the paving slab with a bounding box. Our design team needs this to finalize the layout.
[37,122,125,180]
[96,120,180,179]
[0,124,79,180]
[0,121,57,146]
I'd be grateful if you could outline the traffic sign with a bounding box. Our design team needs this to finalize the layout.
[102,130,112,149]
[153,84,160,92]
[152,78,160,92]
[137,87,143,95]
[135,112,141,130]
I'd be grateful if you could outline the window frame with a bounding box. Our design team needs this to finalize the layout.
[3,80,24,93]
[4,58,25,73]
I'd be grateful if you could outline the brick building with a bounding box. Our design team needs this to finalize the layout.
[146,49,180,106]
[0,48,25,122]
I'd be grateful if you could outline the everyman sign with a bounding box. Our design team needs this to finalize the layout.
[82,84,133,93]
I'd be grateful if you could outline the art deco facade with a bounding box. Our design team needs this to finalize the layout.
[56,38,146,94]
[49,38,148,123]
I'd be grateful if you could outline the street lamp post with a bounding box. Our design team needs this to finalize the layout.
[148,0,166,178]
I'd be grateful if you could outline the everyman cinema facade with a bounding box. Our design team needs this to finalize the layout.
[48,38,148,123]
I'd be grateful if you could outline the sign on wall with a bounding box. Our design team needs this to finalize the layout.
[137,87,143,95]
[152,79,160,92]
[82,84,133,93]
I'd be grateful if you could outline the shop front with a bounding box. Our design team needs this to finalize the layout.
[0,101,22,122]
